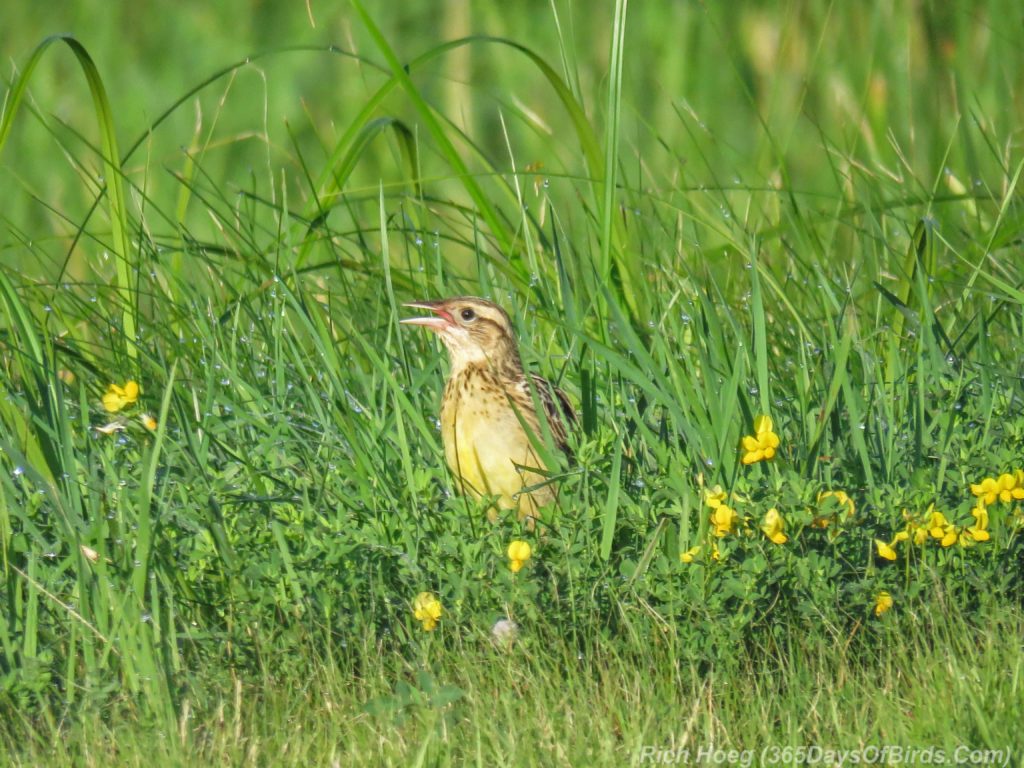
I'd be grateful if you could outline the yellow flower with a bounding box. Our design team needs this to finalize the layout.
[760,508,787,545]
[970,479,995,507]
[711,504,738,537]
[966,504,991,543]
[102,381,140,413]
[971,473,1024,504]
[680,546,702,563]
[997,473,1024,503]
[875,539,897,561]
[507,540,532,573]
[704,485,728,509]
[927,508,957,547]
[927,508,946,536]
[710,543,721,561]
[898,511,929,546]
[815,490,856,527]
[970,477,999,505]
[876,528,912,561]
[874,591,894,617]
[741,414,780,465]
[140,413,158,431]
[412,592,443,631]
[913,527,929,545]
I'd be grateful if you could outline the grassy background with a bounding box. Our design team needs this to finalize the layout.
[2,1,1023,764]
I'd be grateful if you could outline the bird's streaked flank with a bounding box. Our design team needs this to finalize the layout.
[401,296,573,522]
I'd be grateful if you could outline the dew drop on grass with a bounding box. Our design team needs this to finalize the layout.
[13,466,24,478]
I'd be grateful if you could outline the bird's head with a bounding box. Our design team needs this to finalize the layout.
[401,296,522,373]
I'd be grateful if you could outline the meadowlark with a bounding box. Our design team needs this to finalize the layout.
[401,296,573,522]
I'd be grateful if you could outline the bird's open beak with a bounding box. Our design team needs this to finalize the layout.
[400,300,454,332]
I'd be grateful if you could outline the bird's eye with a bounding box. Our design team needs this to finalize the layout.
[460,308,476,322]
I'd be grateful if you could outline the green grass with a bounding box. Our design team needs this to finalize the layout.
[3,603,1021,765]
[2,1,1024,764]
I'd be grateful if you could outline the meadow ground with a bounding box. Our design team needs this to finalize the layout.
[1,2,1023,765]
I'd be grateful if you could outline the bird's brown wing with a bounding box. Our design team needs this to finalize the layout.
[528,373,576,453]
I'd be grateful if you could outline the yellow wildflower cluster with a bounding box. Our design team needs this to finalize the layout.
[876,498,997,562]
[705,486,739,538]
[874,591,893,617]
[874,471,1024,562]
[741,415,780,465]
[760,508,787,545]
[99,380,157,433]
[412,592,443,631]
[682,483,799,564]
[970,471,1024,505]
[102,381,140,413]
[507,540,532,574]
[680,543,721,564]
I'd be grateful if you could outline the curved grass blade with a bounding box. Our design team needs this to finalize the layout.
[0,35,136,362]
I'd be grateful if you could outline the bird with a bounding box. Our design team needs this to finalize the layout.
[400,296,573,523]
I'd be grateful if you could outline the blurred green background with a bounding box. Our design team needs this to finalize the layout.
[5,2,1020,282]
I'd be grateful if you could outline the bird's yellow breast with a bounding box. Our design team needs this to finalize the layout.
[440,367,554,518]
